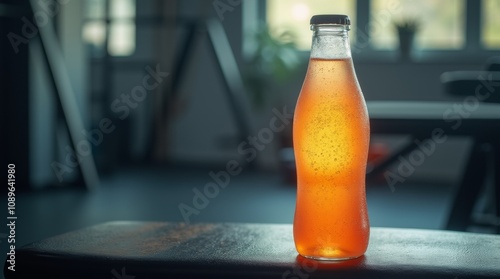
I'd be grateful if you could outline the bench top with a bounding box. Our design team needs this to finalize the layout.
[4,221,500,278]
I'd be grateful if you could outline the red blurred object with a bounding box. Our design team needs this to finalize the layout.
[368,142,390,165]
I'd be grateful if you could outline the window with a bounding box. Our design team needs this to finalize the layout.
[108,0,136,56]
[370,0,465,50]
[266,0,356,50]
[264,0,500,56]
[82,0,136,57]
[482,0,500,49]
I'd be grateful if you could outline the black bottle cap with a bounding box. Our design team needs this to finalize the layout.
[310,14,350,25]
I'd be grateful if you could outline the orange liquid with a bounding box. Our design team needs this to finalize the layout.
[293,58,370,260]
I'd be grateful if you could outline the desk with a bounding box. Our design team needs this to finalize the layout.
[367,101,500,231]
[4,221,500,278]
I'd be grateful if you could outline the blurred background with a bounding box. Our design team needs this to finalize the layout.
[1,0,500,266]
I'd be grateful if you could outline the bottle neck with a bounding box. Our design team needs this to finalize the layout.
[310,25,351,60]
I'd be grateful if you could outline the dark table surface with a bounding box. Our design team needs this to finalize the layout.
[368,101,500,119]
[367,101,500,136]
[4,221,500,278]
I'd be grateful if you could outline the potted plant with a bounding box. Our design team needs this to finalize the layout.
[243,25,303,108]
[243,25,304,180]
[394,19,420,61]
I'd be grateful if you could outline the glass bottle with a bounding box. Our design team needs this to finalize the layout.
[293,14,370,260]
